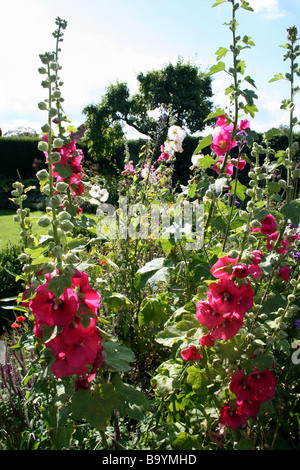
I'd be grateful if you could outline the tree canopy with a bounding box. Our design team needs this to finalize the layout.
[82,59,213,162]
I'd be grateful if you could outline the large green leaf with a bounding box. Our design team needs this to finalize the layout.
[71,384,118,430]
[112,375,150,421]
[102,339,135,372]
[138,297,166,326]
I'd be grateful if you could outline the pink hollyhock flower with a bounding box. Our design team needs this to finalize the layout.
[229,369,256,401]
[71,271,101,315]
[196,301,223,329]
[247,369,276,402]
[121,160,135,176]
[29,283,79,327]
[158,145,171,164]
[278,265,292,282]
[210,256,238,279]
[213,156,234,176]
[211,313,244,341]
[235,282,254,316]
[181,345,203,361]
[219,403,247,430]
[199,333,215,347]
[216,115,230,127]
[51,351,89,379]
[232,263,249,279]
[207,278,242,314]
[211,127,236,157]
[259,214,277,235]
[248,264,262,279]
[236,398,260,418]
[238,119,250,130]
[59,331,102,369]
[250,250,263,265]
[60,314,98,345]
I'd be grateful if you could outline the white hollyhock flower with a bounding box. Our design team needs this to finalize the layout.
[89,185,109,204]
[168,125,186,144]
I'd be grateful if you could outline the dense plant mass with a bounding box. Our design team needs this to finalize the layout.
[0,1,300,451]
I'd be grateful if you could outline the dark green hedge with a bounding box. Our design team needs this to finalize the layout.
[0,133,299,186]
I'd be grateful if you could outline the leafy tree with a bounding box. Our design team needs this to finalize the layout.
[82,59,213,163]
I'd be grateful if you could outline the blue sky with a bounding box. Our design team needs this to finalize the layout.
[1,0,300,138]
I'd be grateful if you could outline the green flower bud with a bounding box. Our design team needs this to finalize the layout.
[13,215,20,223]
[49,107,58,117]
[38,101,48,111]
[48,152,61,163]
[41,124,51,133]
[50,195,62,208]
[37,215,52,227]
[53,138,64,148]
[56,181,69,193]
[36,169,49,181]
[38,67,47,74]
[58,211,71,221]
[38,141,48,152]
[52,245,64,259]
[60,219,74,232]
[41,80,50,88]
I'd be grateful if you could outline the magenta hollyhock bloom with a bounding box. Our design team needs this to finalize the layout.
[181,345,203,361]
[211,127,236,157]
[199,333,215,347]
[278,265,292,282]
[29,283,79,327]
[71,271,101,314]
[259,214,277,235]
[60,314,98,345]
[51,351,89,379]
[248,264,262,279]
[60,331,102,369]
[211,313,244,341]
[232,263,249,279]
[219,403,247,430]
[238,119,250,130]
[247,369,276,402]
[210,256,238,279]
[196,301,223,329]
[235,282,254,316]
[236,398,260,418]
[207,278,242,314]
[229,369,256,401]
[250,250,263,265]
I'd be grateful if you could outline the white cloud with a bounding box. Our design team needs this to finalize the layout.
[249,0,286,19]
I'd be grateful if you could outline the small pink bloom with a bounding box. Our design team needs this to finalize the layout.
[199,333,215,347]
[250,250,263,265]
[278,265,291,282]
[207,278,241,314]
[219,403,247,430]
[236,398,260,418]
[232,263,249,279]
[181,345,203,361]
[229,369,256,401]
[259,214,277,235]
[196,301,223,329]
[211,313,244,341]
[247,369,276,403]
[210,256,238,279]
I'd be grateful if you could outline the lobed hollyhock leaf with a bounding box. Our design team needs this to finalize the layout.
[102,339,135,372]
[71,384,118,430]
[112,374,150,421]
